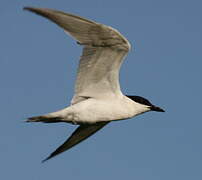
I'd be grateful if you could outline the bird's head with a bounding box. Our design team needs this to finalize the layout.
[126,95,165,113]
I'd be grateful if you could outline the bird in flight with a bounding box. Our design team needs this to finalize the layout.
[24,7,165,162]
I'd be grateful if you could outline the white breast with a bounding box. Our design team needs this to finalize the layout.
[63,95,150,124]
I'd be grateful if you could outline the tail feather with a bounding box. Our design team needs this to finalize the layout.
[26,115,63,123]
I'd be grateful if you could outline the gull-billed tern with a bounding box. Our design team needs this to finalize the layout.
[24,7,165,162]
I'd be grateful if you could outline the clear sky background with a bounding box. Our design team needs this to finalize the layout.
[1,0,202,179]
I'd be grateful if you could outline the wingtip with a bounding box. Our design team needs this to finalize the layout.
[23,6,41,13]
[41,156,50,163]
[41,153,55,163]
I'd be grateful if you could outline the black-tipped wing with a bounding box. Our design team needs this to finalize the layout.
[42,122,109,162]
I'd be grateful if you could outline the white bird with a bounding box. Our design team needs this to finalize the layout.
[24,7,165,162]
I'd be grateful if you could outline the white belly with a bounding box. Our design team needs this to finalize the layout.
[59,95,150,124]
[64,97,136,124]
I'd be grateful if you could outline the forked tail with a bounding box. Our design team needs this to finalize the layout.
[26,115,63,123]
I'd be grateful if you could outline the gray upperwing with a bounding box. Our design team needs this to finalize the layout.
[24,7,130,103]
[42,122,109,162]
[23,7,130,49]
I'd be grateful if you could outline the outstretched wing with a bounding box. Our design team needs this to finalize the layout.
[24,7,131,104]
[42,122,109,162]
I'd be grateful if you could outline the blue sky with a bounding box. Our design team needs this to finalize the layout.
[1,0,202,179]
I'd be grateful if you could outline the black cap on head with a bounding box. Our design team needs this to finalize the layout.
[126,95,152,106]
[126,95,165,112]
